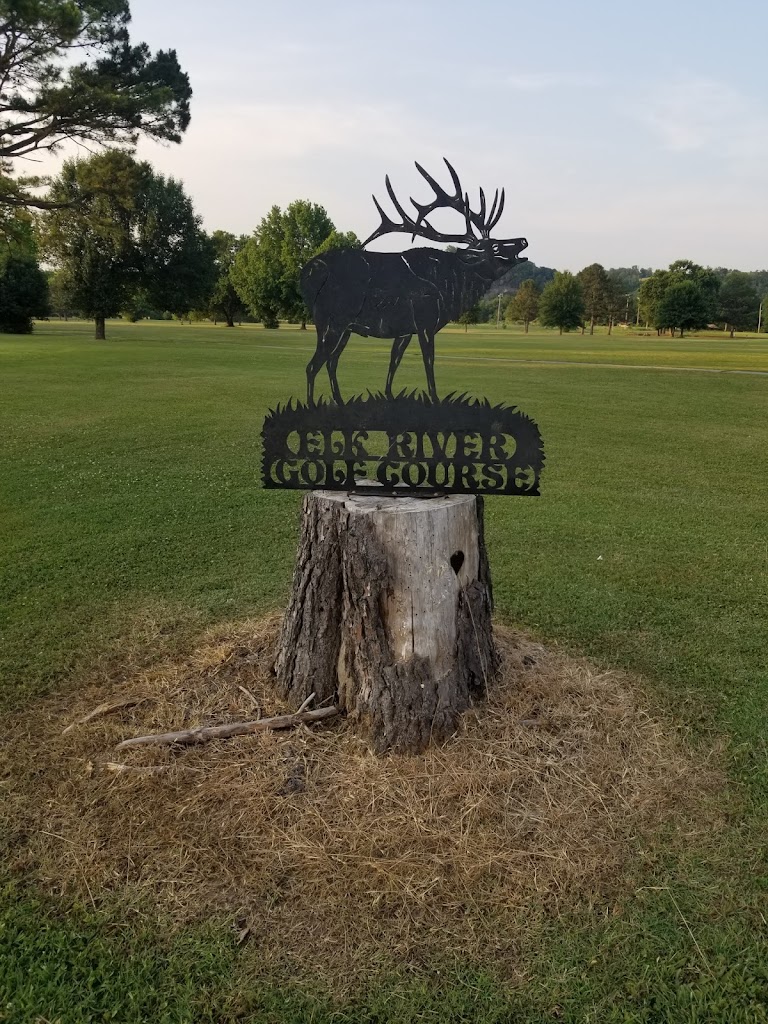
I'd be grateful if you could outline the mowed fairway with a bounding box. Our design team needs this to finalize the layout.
[2,319,768,1022]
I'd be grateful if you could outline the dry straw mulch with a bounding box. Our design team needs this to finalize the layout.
[1,614,724,986]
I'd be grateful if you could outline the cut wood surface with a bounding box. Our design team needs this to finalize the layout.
[115,706,338,750]
[275,490,499,753]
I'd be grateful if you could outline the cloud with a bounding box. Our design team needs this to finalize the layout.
[171,100,431,162]
[498,71,601,92]
[637,76,768,159]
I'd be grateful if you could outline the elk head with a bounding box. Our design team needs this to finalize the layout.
[362,158,528,273]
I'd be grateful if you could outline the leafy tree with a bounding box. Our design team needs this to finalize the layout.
[43,151,213,339]
[134,171,215,318]
[604,271,628,335]
[538,271,584,334]
[638,271,670,328]
[656,281,708,337]
[208,231,248,327]
[639,260,720,333]
[505,279,539,332]
[0,0,191,210]
[0,254,48,331]
[666,260,720,321]
[606,266,652,294]
[717,271,759,336]
[0,208,48,331]
[232,202,357,329]
[47,269,76,319]
[577,263,608,335]
[280,202,337,327]
[120,288,162,322]
[466,296,497,324]
[747,270,768,298]
[458,302,482,332]
[231,206,283,328]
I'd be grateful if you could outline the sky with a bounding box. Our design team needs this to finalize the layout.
[48,0,768,271]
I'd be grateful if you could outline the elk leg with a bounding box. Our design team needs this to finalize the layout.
[326,331,351,405]
[416,328,438,402]
[306,329,329,406]
[385,335,412,398]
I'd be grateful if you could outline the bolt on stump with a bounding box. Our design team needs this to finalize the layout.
[274,490,499,754]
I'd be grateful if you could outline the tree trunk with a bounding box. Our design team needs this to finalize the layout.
[607,317,613,336]
[580,323,585,335]
[590,316,594,335]
[226,315,234,327]
[300,320,307,330]
[679,328,684,338]
[729,327,735,338]
[559,326,563,335]
[524,320,529,334]
[94,315,106,340]
[274,491,499,754]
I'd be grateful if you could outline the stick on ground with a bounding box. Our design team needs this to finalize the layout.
[62,696,148,735]
[115,705,339,750]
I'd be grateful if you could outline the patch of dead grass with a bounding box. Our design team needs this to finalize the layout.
[1,614,726,987]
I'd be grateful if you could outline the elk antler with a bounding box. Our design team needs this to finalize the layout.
[362,158,505,248]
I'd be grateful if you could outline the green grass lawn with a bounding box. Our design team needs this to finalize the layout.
[2,319,768,1022]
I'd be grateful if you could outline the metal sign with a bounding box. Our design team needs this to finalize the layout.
[261,160,544,496]
[262,393,543,496]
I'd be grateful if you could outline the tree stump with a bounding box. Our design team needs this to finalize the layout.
[274,490,499,753]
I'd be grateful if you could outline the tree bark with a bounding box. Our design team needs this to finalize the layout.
[590,316,594,335]
[274,491,499,754]
[524,320,529,334]
[95,315,106,340]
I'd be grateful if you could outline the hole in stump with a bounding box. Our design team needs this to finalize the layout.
[450,550,465,575]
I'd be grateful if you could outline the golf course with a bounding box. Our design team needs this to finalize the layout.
[2,320,767,1022]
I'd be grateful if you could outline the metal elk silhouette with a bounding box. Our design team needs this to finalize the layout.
[300,159,528,404]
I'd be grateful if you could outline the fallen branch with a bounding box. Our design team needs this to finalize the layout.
[62,696,149,735]
[103,761,172,775]
[115,706,339,750]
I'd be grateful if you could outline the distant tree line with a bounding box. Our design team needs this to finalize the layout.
[0,1,765,341]
[488,260,765,338]
[6,191,766,339]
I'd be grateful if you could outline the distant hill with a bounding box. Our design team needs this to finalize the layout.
[485,261,556,299]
